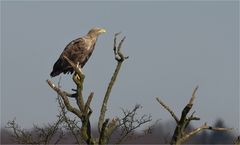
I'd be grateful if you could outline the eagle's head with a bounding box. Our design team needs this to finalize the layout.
[87,27,106,37]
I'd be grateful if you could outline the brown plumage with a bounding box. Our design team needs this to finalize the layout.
[50,27,106,77]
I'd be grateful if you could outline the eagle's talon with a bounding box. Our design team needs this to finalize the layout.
[73,73,81,81]
[76,74,81,80]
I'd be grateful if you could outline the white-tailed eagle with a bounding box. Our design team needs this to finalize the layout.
[50,27,106,77]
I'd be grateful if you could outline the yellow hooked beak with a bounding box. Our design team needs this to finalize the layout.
[99,28,106,33]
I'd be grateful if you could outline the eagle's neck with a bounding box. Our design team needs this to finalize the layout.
[87,32,99,39]
[86,34,98,43]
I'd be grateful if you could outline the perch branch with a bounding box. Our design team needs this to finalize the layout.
[63,55,85,112]
[63,55,83,76]
[62,56,97,144]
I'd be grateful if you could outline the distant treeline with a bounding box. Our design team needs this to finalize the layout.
[1,118,238,144]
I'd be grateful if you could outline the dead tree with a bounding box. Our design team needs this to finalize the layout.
[156,86,233,145]
[47,33,150,145]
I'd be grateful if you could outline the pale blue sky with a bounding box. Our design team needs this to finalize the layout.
[1,1,239,134]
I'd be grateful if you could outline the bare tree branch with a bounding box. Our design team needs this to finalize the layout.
[180,123,233,143]
[46,79,83,119]
[98,33,128,133]
[156,97,179,123]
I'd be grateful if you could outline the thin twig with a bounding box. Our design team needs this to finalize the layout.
[115,105,151,144]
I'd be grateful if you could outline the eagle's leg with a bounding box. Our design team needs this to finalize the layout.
[73,62,84,81]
